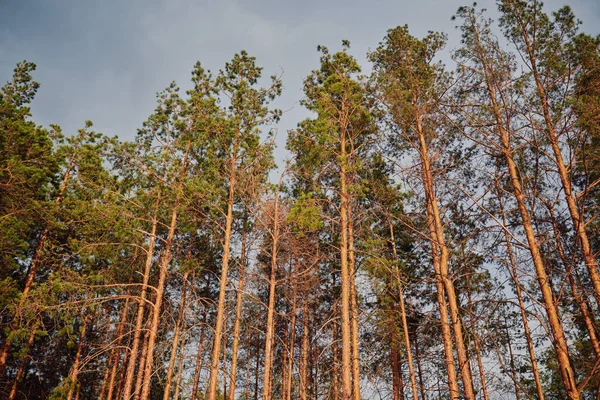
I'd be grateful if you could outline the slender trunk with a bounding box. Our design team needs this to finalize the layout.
[191,310,208,400]
[228,218,249,400]
[133,330,150,400]
[163,271,190,400]
[418,134,459,399]
[416,109,475,399]
[207,152,238,400]
[282,316,289,400]
[464,274,489,400]
[505,321,522,400]
[339,128,352,400]
[67,318,88,400]
[173,330,187,400]
[347,209,361,400]
[413,329,426,400]
[105,294,131,400]
[300,300,309,400]
[286,282,298,400]
[244,344,251,400]
[254,343,260,400]
[262,193,282,400]
[497,185,545,400]
[391,339,402,400]
[389,219,420,400]
[333,320,340,400]
[222,323,228,400]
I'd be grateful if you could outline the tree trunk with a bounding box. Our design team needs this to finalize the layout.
[163,271,190,400]
[105,293,131,400]
[191,310,208,400]
[133,329,150,400]
[418,139,460,399]
[339,127,352,400]
[286,280,298,400]
[300,300,310,400]
[67,317,88,400]
[389,219,420,400]
[207,152,238,400]
[228,218,249,400]
[464,274,489,400]
[391,339,402,400]
[262,193,282,400]
[173,329,187,400]
[347,209,361,400]
[413,328,426,400]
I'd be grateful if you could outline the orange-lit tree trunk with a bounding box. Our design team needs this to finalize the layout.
[228,217,249,400]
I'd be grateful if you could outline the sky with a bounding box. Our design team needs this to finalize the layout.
[1,0,599,165]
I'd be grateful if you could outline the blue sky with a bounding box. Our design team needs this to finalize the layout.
[2,0,599,162]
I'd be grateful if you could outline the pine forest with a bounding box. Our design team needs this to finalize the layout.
[2,1,600,399]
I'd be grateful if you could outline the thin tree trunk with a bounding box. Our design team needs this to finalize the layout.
[134,329,150,400]
[339,126,352,400]
[389,219,419,400]
[173,330,187,400]
[391,338,402,400]
[423,178,460,400]
[505,321,522,400]
[347,210,361,400]
[228,217,249,400]
[191,310,208,400]
[464,274,489,400]
[254,343,260,400]
[286,281,298,400]
[262,191,282,400]
[413,329,426,400]
[417,115,475,400]
[104,294,131,400]
[67,317,88,400]
[333,320,340,400]
[300,300,310,400]
[163,271,190,400]
[207,150,238,400]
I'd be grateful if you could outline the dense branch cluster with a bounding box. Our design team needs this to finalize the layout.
[1,1,599,399]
